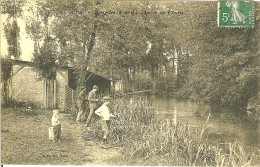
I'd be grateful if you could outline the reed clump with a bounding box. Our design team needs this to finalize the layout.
[83,100,253,166]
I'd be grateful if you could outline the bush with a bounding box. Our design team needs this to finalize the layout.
[176,52,259,114]
[154,72,176,96]
[1,57,13,105]
[134,72,153,91]
[2,98,39,110]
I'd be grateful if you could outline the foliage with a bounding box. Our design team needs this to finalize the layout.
[1,57,13,106]
[23,1,260,113]
[134,72,153,91]
[25,0,101,89]
[3,20,21,59]
[154,72,176,96]
[1,0,25,59]
[174,2,260,113]
[2,98,39,110]
[1,57,13,82]
[25,1,180,90]
[211,52,259,112]
[93,1,176,89]
[32,37,58,80]
[1,0,26,18]
[25,4,45,54]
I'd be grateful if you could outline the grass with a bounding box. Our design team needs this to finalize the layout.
[1,108,92,165]
[83,99,258,166]
[2,101,259,166]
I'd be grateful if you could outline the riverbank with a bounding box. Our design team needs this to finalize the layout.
[83,100,260,166]
[1,103,260,166]
[1,108,120,165]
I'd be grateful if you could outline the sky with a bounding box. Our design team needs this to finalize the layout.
[1,1,34,61]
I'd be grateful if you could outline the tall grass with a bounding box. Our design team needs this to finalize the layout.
[82,99,253,166]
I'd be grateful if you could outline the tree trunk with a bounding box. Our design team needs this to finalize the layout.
[151,64,155,79]
[77,3,100,90]
[110,65,113,80]
[16,20,20,59]
[77,67,87,92]
[14,1,20,60]
[122,67,130,93]
[85,5,100,68]
[133,68,136,91]
[2,81,8,106]
[151,64,156,91]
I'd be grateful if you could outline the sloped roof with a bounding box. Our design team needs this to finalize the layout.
[11,59,111,81]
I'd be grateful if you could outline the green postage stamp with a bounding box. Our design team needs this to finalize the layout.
[218,1,254,28]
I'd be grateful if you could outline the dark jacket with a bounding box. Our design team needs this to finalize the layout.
[88,90,98,108]
[77,90,87,109]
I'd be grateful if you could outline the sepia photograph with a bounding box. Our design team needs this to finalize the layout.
[1,0,260,166]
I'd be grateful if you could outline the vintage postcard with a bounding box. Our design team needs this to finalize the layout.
[1,0,259,166]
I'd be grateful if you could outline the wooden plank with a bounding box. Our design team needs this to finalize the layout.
[47,80,50,108]
[64,86,67,112]
[8,78,12,98]
[43,80,47,108]
[63,70,69,112]
[85,73,93,82]
[57,70,65,79]
[12,65,25,77]
[72,89,74,104]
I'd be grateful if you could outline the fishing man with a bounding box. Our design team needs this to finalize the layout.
[85,85,99,127]
[76,86,88,123]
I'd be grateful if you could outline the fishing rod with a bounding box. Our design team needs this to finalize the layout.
[102,89,153,99]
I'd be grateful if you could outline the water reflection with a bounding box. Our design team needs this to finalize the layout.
[123,95,260,148]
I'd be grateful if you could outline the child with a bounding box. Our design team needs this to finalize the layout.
[95,96,116,148]
[52,109,61,142]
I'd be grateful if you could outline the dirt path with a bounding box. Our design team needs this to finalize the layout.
[1,109,121,165]
[61,113,121,166]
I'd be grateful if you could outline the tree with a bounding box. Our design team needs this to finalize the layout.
[1,57,13,105]
[31,0,101,90]
[3,20,21,59]
[32,37,58,80]
[26,1,58,83]
[23,0,259,114]
[1,0,25,59]
[174,2,260,113]
[32,36,59,109]
[25,3,45,56]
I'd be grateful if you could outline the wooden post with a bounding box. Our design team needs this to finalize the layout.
[51,79,53,108]
[64,86,67,113]
[8,78,12,100]
[64,70,69,112]
[47,80,49,108]
[54,79,57,108]
[47,79,50,108]
[43,80,47,108]
[8,69,14,100]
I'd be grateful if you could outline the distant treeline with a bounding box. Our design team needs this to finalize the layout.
[1,0,259,113]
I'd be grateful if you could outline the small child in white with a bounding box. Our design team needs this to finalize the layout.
[95,96,116,148]
[52,109,61,142]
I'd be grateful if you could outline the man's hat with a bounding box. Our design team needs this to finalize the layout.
[102,96,111,101]
[93,85,99,89]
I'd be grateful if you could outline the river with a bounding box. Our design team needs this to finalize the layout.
[127,95,260,149]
